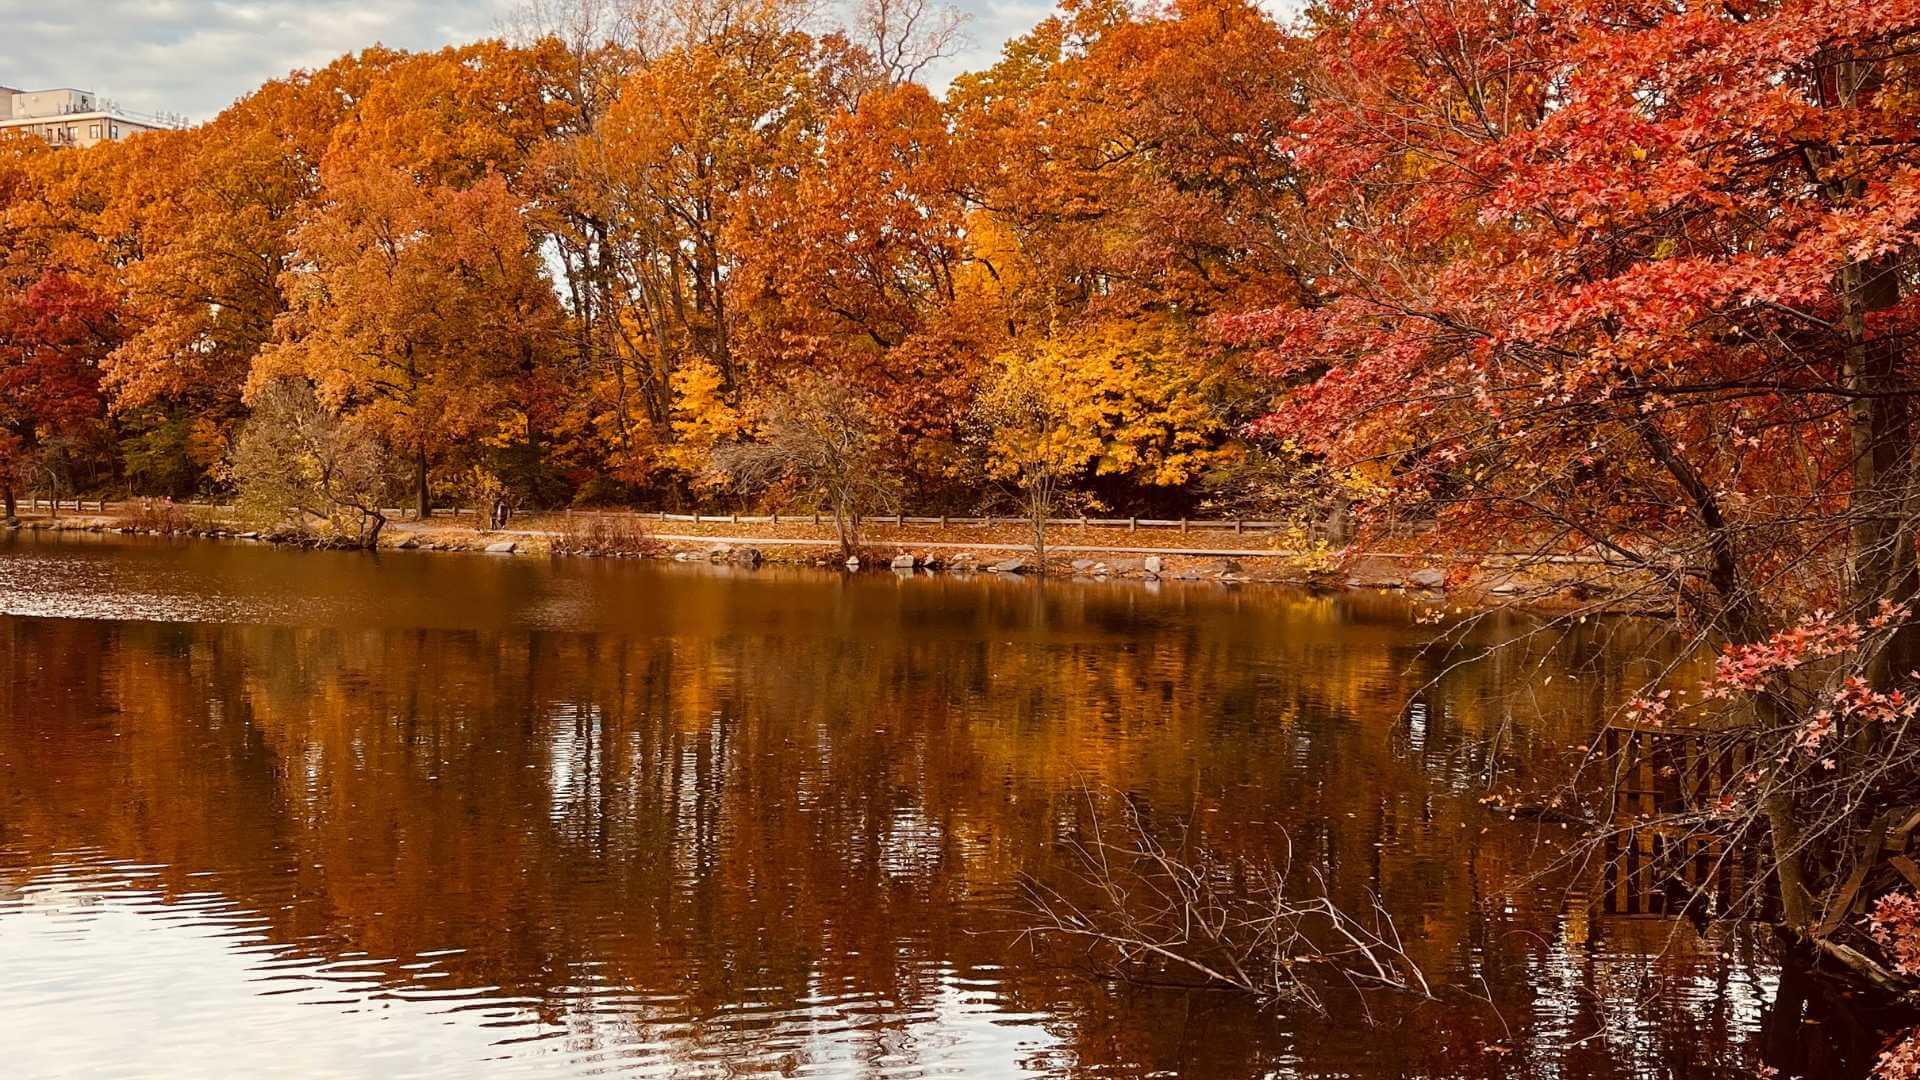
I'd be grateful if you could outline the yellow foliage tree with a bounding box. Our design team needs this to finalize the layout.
[666,357,748,483]
[976,316,1227,560]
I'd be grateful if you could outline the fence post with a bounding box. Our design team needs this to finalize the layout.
[694,511,701,524]
[940,514,948,528]
[1129,516,1138,533]
[731,511,739,524]
[1235,519,1244,534]
[771,510,779,526]
[895,512,904,527]
[813,510,820,526]
[1181,518,1189,535]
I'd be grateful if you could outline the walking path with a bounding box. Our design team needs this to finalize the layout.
[384,519,1308,559]
[651,534,1295,558]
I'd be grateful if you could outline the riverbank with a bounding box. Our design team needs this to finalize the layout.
[2,507,1657,612]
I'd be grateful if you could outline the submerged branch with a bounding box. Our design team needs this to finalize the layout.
[1013,793,1433,1018]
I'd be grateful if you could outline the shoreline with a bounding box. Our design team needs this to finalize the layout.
[2,509,1661,615]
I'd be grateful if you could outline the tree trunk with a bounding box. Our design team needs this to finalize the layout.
[1842,251,1918,676]
[1632,412,1827,929]
[2,482,14,520]
[830,496,856,559]
[1031,503,1047,570]
[1028,470,1051,573]
[1827,51,1919,672]
[415,450,430,521]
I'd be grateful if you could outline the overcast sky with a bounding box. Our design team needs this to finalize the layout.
[0,0,1056,121]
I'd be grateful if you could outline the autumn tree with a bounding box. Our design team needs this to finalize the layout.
[515,2,646,491]
[260,167,564,517]
[582,0,825,484]
[229,378,397,546]
[98,54,392,449]
[710,371,897,556]
[975,317,1227,561]
[1222,0,1920,1027]
[945,0,1304,324]
[0,274,115,518]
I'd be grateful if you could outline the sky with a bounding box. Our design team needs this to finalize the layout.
[0,0,1056,122]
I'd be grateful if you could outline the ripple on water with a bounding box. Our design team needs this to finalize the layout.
[0,851,1079,1080]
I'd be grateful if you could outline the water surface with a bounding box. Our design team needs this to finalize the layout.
[0,532,1774,1077]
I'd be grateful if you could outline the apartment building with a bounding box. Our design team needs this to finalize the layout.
[0,86,174,148]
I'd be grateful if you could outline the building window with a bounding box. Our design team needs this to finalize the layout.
[110,125,120,139]
[89,124,101,140]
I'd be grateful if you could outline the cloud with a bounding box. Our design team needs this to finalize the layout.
[0,1,517,119]
[0,0,1059,122]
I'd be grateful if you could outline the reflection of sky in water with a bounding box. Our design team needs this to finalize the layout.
[1,858,1067,1079]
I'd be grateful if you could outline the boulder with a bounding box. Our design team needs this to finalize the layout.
[1108,557,1144,575]
[707,543,733,560]
[395,536,420,550]
[1143,555,1164,576]
[238,531,261,540]
[988,558,1026,574]
[1489,580,1525,595]
[1212,558,1245,576]
[1409,568,1447,589]
[729,547,763,566]
[891,553,917,570]
[1092,563,1110,576]
[920,554,944,571]
[674,551,703,562]
[485,540,518,554]
[845,555,862,570]
[1070,559,1098,573]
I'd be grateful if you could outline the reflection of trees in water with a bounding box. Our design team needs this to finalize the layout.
[0,602,1775,1077]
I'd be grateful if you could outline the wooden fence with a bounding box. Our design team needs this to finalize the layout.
[1599,724,1763,919]
[21,497,1325,535]
[547,508,1309,534]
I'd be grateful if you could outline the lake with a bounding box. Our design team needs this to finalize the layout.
[0,532,1782,1078]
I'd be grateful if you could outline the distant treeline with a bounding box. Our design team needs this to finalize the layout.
[0,0,1322,525]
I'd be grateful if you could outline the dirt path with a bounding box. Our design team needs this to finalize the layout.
[397,520,1315,560]
[9,507,1658,612]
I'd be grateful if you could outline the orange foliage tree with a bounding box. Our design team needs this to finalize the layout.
[259,168,564,517]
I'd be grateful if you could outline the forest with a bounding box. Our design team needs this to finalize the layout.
[1,0,1308,526]
[5,0,1920,1070]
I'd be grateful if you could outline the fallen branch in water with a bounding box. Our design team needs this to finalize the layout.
[1015,794,1432,1019]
